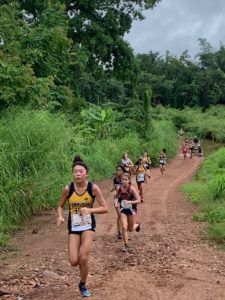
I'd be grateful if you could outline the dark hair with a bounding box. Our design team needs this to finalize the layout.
[135,157,143,165]
[116,165,125,172]
[72,155,89,171]
[162,148,167,153]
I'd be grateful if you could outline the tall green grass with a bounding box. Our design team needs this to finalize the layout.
[181,147,225,244]
[0,109,73,244]
[154,105,225,143]
[151,105,225,144]
[84,119,178,180]
[0,108,178,245]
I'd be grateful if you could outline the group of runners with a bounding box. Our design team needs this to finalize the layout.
[56,150,168,297]
[181,137,203,159]
[179,128,203,159]
[111,151,151,246]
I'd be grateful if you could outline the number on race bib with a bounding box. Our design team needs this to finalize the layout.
[137,173,145,182]
[121,200,132,209]
[72,213,92,226]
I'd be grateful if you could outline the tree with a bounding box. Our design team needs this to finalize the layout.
[20,0,160,81]
[143,87,153,137]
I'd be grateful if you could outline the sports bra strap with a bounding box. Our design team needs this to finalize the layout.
[67,181,95,199]
[86,182,95,199]
[67,182,74,199]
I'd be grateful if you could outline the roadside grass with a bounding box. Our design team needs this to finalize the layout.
[181,147,225,244]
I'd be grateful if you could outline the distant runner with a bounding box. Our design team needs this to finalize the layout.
[159,149,167,174]
[181,141,189,159]
[188,138,194,159]
[135,157,147,202]
[143,150,151,180]
[121,152,134,175]
[111,165,124,240]
[115,173,141,252]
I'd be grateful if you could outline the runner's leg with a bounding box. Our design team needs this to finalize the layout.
[120,213,128,246]
[127,212,141,232]
[115,206,122,239]
[138,182,144,201]
[79,230,95,283]
[127,214,135,232]
[68,234,81,266]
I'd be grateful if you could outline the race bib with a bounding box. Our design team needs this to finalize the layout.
[72,213,92,226]
[124,166,130,172]
[137,173,145,182]
[159,160,164,164]
[121,200,132,209]
[115,184,121,190]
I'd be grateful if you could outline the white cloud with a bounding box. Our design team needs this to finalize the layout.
[125,0,225,57]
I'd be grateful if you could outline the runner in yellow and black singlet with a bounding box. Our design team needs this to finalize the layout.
[135,157,147,202]
[57,155,108,298]
[143,150,151,181]
[67,181,96,233]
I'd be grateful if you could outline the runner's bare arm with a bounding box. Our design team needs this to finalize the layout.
[114,190,119,207]
[134,165,138,174]
[128,159,134,167]
[56,185,69,225]
[80,184,108,216]
[111,186,115,192]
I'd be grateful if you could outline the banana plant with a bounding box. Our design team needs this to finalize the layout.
[79,103,121,139]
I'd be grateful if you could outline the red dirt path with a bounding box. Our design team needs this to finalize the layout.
[1,153,225,300]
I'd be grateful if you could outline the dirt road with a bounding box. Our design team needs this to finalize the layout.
[1,154,225,300]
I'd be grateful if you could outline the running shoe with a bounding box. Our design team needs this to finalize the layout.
[122,244,129,252]
[79,283,91,297]
[117,232,122,240]
[136,222,141,232]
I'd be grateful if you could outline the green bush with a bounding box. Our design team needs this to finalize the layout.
[181,182,207,204]
[197,148,225,181]
[182,146,225,244]
[209,175,225,200]
[208,222,225,243]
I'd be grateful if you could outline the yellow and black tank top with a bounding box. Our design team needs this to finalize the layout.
[136,164,146,182]
[67,181,96,232]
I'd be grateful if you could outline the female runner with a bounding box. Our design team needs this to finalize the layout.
[57,155,108,297]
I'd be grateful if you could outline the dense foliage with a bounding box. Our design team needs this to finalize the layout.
[0,0,159,112]
[150,105,225,143]
[137,40,225,108]
[1,1,225,113]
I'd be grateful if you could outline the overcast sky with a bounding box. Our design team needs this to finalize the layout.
[125,0,225,58]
